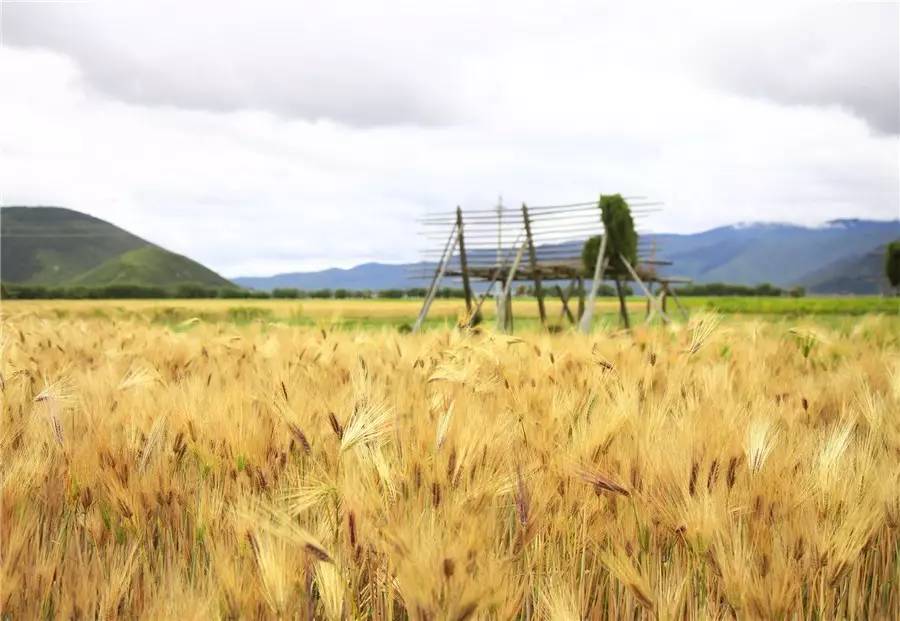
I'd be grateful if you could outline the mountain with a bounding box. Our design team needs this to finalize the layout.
[646,219,898,288]
[235,262,430,292]
[1,206,234,289]
[234,219,899,294]
[800,244,892,294]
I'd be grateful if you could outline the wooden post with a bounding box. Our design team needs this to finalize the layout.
[456,206,474,315]
[556,281,576,324]
[619,254,669,324]
[668,286,689,320]
[614,278,631,329]
[466,267,500,328]
[413,222,459,333]
[500,240,528,333]
[466,233,521,330]
[522,203,546,326]
[579,233,608,333]
[576,276,585,320]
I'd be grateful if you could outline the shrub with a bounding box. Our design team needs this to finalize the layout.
[272,288,301,299]
[885,240,900,291]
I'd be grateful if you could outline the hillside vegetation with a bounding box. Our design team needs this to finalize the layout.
[2,311,898,618]
[1,206,233,289]
[71,246,232,288]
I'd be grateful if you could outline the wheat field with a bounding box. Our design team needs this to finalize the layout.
[1,307,899,619]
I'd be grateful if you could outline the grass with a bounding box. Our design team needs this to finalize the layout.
[680,295,900,315]
[1,206,148,286]
[71,246,233,288]
[1,302,898,618]
[3,295,897,331]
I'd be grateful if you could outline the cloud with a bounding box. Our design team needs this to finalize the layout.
[2,0,475,126]
[695,3,899,135]
[1,3,897,277]
[9,2,896,134]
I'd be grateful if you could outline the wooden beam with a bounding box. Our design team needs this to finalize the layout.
[413,222,459,332]
[522,203,547,326]
[619,254,670,324]
[465,267,500,328]
[456,206,474,315]
[500,240,528,333]
[576,276,585,320]
[464,234,523,329]
[579,232,608,333]
[668,286,689,321]
[556,281,576,324]
[614,278,630,329]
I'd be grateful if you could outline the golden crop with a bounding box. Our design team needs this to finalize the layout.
[1,309,898,619]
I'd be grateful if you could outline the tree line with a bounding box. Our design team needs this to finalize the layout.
[1,281,815,300]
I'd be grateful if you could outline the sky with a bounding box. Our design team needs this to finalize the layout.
[1,1,898,277]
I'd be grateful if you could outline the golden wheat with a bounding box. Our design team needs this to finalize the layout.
[1,307,898,619]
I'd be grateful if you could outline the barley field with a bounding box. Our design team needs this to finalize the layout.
[2,303,899,619]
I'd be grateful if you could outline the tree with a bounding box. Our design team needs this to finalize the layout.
[174,283,211,298]
[582,235,603,273]
[599,194,637,274]
[886,241,900,293]
[272,288,301,299]
[582,194,637,275]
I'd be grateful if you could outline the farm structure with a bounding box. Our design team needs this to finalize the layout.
[413,196,690,332]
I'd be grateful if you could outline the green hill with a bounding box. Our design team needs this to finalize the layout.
[802,243,895,294]
[72,246,233,288]
[1,206,233,289]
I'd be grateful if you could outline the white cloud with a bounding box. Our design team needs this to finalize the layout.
[695,3,899,135]
[1,2,897,277]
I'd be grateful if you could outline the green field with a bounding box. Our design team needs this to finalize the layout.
[680,295,899,315]
[3,295,897,333]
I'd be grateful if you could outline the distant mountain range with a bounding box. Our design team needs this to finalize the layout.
[234,262,430,292]
[2,207,895,294]
[236,219,898,294]
[647,219,897,291]
[1,206,234,289]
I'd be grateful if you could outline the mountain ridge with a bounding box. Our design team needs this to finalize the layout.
[1,206,234,289]
[234,219,898,294]
[3,207,895,294]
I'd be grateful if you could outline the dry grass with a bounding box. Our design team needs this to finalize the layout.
[1,308,899,619]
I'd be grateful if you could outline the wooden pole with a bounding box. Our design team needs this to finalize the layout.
[619,254,670,324]
[556,280,576,324]
[465,267,500,328]
[500,240,528,333]
[614,278,631,329]
[466,233,523,328]
[413,222,459,333]
[579,233,608,333]
[668,286,689,320]
[456,206,474,315]
[576,276,585,320]
[522,203,546,326]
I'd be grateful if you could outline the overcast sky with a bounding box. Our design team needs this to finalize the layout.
[1,1,898,276]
